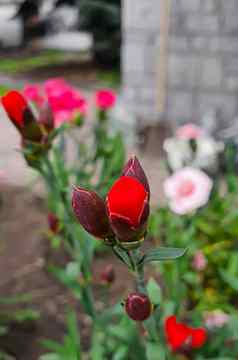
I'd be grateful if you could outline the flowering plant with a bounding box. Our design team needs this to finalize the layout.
[147,123,238,358]
[23,78,87,128]
[164,122,224,175]
[72,155,188,354]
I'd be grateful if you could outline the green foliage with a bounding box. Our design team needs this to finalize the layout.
[41,310,82,360]
[79,0,121,65]
[0,51,70,74]
[0,85,10,97]
[148,186,238,358]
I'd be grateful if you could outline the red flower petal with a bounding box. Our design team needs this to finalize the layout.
[165,315,177,333]
[1,91,28,129]
[165,316,191,351]
[191,328,207,348]
[107,176,147,227]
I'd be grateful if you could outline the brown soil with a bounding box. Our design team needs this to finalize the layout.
[0,184,132,360]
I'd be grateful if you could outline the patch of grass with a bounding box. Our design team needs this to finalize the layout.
[96,68,121,88]
[0,50,73,74]
[0,85,10,96]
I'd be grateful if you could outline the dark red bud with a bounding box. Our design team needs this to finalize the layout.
[100,264,115,285]
[72,187,111,239]
[21,107,43,142]
[106,176,149,242]
[122,156,150,196]
[39,102,55,133]
[48,213,60,234]
[125,293,152,321]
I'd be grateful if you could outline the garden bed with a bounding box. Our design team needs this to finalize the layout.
[0,184,132,359]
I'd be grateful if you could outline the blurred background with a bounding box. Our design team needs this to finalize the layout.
[1,1,238,359]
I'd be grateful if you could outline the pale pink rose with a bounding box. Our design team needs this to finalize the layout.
[164,167,213,214]
[192,250,207,271]
[95,89,116,110]
[176,123,205,140]
[23,84,45,107]
[204,310,230,329]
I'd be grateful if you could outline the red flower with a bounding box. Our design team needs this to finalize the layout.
[1,91,28,130]
[125,293,152,321]
[95,89,116,110]
[106,176,149,241]
[1,90,45,143]
[165,316,207,352]
[48,213,60,234]
[72,157,150,244]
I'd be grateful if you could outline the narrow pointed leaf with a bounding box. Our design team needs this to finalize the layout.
[142,247,187,264]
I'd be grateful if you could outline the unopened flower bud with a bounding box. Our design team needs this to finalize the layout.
[48,213,60,234]
[2,91,43,143]
[106,176,149,243]
[122,156,150,196]
[125,293,152,321]
[192,250,207,271]
[95,89,116,111]
[39,102,55,133]
[100,264,115,285]
[72,187,111,239]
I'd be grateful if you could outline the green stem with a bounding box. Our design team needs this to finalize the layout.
[131,251,159,343]
[40,154,96,320]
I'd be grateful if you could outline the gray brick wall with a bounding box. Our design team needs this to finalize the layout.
[122,0,238,125]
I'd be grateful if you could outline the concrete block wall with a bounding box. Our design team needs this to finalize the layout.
[122,0,238,125]
[122,0,161,122]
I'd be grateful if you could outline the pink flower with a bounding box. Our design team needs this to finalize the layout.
[176,123,205,140]
[204,310,230,329]
[44,79,87,127]
[192,250,207,271]
[22,79,88,128]
[95,89,116,110]
[23,84,45,107]
[44,78,69,96]
[164,167,213,215]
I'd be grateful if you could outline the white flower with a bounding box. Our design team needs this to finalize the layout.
[164,167,213,215]
[194,138,224,172]
[163,136,224,173]
[163,138,192,171]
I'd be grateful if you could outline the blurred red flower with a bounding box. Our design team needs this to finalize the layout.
[165,315,207,352]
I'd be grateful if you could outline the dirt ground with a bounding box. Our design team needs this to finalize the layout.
[0,184,133,359]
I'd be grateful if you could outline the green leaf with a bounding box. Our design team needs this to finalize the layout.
[220,269,238,291]
[41,339,63,353]
[65,310,81,353]
[147,278,162,305]
[146,342,166,360]
[142,247,187,264]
